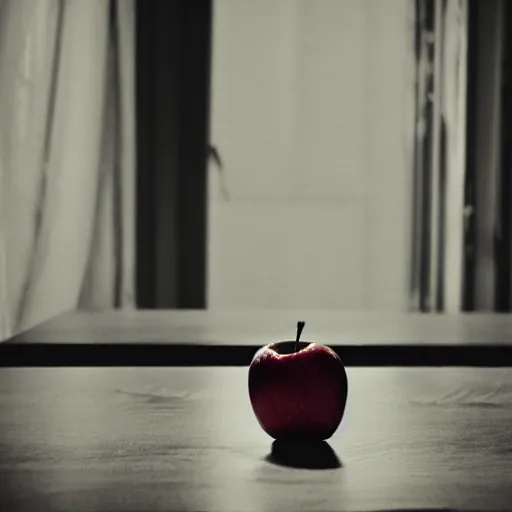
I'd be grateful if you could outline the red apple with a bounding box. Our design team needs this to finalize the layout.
[248,322,348,441]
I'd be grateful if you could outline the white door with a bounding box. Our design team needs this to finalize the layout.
[207,0,415,311]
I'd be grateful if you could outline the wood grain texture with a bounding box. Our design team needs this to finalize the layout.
[3,310,512,366]
[0,366,511,511]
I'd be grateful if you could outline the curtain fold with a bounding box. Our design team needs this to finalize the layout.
[410,0,468,312]
[471,0,505,311]
[0,0,135,340]
[411,0,511,313]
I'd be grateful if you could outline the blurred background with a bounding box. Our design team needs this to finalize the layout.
[0,0,510,340]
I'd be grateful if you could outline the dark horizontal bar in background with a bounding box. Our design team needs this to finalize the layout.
[1,343,512,367]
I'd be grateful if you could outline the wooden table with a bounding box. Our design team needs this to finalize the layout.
[1,311,512,511]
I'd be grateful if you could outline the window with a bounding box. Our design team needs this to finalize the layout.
[136,0,512,313]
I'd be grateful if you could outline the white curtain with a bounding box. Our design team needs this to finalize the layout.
[0,0,135,341]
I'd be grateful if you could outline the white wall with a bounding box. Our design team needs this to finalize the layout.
[208,0,415,310]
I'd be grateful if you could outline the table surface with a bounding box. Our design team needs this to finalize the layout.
[1,366,511,512]
[3,310,512,366]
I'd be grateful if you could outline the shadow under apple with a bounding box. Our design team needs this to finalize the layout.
[264,440,343,470]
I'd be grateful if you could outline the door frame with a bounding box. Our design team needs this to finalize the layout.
[135,0,212,309]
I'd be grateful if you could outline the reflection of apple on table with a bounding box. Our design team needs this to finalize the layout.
[248,321,348,443]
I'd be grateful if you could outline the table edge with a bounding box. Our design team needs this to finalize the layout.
[1,343,512,367]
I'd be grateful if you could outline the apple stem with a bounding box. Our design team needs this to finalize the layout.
[295,321,305,353]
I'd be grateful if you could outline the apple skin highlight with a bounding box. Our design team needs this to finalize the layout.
[248,341,348,442]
